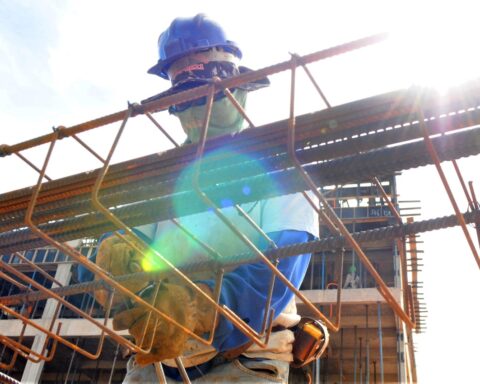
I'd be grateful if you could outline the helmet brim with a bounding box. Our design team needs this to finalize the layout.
[147,61,169,79]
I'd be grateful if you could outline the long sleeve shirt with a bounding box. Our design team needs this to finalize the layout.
[78,193,317,351]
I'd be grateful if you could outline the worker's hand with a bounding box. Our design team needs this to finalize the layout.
[94,234,149,307]
[112,282,215,365]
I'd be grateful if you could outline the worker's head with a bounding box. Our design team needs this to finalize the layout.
[349,265,356,274]
[148,14,269,143]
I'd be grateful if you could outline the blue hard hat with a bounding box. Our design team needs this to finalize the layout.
[148,14,242,79]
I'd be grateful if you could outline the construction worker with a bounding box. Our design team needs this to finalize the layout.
[344,264,361,289]
[79,14,319,383]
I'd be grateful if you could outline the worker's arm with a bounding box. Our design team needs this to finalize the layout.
[202,229,312,352]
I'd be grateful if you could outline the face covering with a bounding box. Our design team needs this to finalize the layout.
[173,88,248,144]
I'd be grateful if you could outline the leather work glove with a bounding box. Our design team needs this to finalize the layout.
[112,282,215,365]
[94,235,149,307]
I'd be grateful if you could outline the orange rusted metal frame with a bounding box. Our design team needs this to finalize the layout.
[286,55,415,329]
[286,56,346,331]
[39,113,210,355]
[0,34,389,363]
[18,135,182,357]
[174,357,192,384]
[418,111,480,269]
[93,85,277,347]
[188,82,283,346]
[372,177,416,325]
[88,105,242,350]
[0,333,58,364]
[14,152,52,181]
[0,253,64,365]
[173,203,277,340]
[0,33,386,158]
[185,59,345,336]
[468,182,480,246]
[451,160,475,210]
[0,258,117,360]
[0,299,62,364]
[325,247,345,323]
[189,76,343,342]
[0,307,31,370]
[154,362,168,384]
[144,111,180,148]
[223,88,256,129]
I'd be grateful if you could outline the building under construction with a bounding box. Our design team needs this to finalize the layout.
[0,35,479,383]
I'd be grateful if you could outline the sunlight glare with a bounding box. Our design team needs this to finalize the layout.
[389,2,479,93]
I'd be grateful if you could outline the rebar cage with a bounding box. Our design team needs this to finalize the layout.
[0,33,479,383]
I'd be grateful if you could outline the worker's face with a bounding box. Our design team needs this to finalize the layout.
[173,88,248,144]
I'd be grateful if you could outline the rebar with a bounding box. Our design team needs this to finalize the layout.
[0,34,387,159]
[0,208,478,306]
[2,80,480,235]
[1,126,479,255]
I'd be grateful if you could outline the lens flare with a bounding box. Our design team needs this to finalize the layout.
[142,146,283,265]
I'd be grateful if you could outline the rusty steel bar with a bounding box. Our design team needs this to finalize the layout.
[2,85,480,237]
[286,56,345,331]
[294,53,332,108]
[0,299,112,360]
[407,218,424,334]
[234,204,278,338]
[189,81,272,346]
[418,111,480,269]
[145,111,180,148]
[0,306,61,363]
[19,133,185,356]
[0,259,117,360]
[174,357,192,384]
[14,152,52,181]
[0,343,21,371]
[167,219,225,344]
[451,159,474,210]
[0,33,387,158]
[0,313,30,370]
[468,182,480,247]
[88,101,241,349]
[70,133,106,163]
[372,177,414,325]
[3,125,479,254]
[1,209,479,306]
[223,88,256,128]
[286,57,414,329]
[73,108,202,350]
[154,362,168,384]
[0,304,62,364]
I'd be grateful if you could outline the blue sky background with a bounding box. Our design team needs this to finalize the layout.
[1,1,479,382]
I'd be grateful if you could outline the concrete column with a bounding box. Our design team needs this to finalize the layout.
[21,263,72,384]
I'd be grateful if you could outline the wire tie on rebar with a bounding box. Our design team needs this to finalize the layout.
[0,144,11,157]
[128,101,144,117]
[52,125,68,140]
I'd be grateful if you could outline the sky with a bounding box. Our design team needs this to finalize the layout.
[1,0,479,382]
